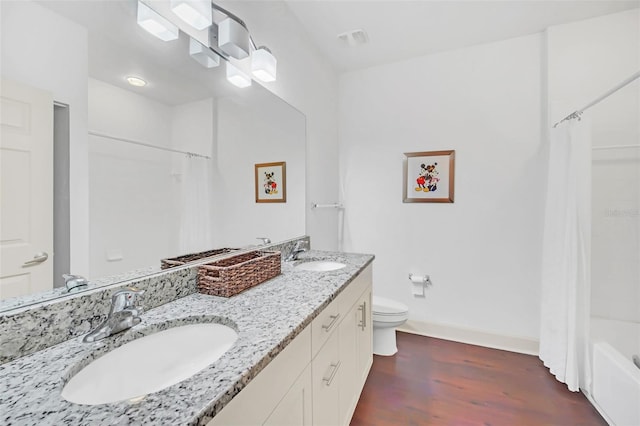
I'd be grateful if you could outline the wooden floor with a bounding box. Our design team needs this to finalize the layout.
[351,332,606,426]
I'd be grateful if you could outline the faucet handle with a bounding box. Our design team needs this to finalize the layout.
[294,240,309,250]
[110,287,145,313]
[256,237,271,245]
[63,274,89,293]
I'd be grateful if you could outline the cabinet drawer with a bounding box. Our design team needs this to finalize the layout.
[311,296,340,357]
[311,329,341,426]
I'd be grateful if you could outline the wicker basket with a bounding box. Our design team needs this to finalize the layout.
[160,248,237,269]
[197,250,281,297]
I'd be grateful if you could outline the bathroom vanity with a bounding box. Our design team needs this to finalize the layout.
[208,263,372,426]
[0,249,373,425]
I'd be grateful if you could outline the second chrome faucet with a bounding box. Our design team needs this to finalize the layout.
[285,240,309,262]
[83,287,145,343]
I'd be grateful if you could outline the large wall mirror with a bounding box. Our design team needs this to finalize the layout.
[0,0,306,311]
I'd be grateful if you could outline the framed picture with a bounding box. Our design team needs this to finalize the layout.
[255,161,286,203]
[403,150,455,203]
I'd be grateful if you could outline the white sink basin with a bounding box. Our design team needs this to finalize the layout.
[294,260,346,272]
[62,323,238,405]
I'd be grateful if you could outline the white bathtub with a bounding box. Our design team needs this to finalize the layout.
[590,317,640,426]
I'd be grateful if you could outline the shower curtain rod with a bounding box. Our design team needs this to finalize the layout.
[553,70,640,128]
[89,131,211,159]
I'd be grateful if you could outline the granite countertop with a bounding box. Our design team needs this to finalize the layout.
[0,250,374,425]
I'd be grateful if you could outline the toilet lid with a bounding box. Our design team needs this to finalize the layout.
[372,296,408,315]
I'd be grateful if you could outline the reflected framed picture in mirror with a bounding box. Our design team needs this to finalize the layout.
[255,162,287,203]
[403,150,455,203]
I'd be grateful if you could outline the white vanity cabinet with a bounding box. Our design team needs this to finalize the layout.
[207,326,313,426]
[207,264,372,426]
[338,286,372,424]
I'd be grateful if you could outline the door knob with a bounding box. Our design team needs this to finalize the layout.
[22,252,49,267]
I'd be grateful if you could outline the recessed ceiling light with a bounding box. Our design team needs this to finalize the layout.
[126,76,147,87]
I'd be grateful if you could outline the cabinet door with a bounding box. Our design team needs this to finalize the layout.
[207,327,311,426]
[312,330,341,426]
[264,364,312,426]
[356,289,373,387]
[338,299,360,425]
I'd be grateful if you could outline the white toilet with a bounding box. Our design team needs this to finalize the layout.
[372,296,409,356]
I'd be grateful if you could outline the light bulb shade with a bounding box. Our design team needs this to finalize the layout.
[251,48,277,82]
[137,1,179,41]
[170,0,212,30]
[218,17,250,59]
[226,62,251,88]
[189,38,220,68]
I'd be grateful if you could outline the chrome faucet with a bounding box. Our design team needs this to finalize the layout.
[63,274,89,293]
[83,287,145,343]
[285,240,309,262]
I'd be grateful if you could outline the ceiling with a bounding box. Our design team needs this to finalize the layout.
[285,0,640,72]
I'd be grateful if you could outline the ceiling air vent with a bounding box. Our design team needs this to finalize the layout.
[337,29,369,47]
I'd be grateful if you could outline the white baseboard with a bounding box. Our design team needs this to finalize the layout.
[397,319,539,356]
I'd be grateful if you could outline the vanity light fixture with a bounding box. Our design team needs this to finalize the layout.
[137,1,179,41]
[251,46,277,82]
[226,61,251,88]
[138,1,277,87]
[126,76,148,87]
[217,16,250,60]
[170,0,212,30]
[189,38,220,68]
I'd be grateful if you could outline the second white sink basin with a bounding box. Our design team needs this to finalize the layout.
[62,323,238,405]
[294,260,346,272]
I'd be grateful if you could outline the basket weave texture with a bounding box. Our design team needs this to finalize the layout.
[197,250,281,297]
[161,248,237,269]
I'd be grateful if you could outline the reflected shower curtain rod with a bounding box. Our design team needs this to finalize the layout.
[553,70,640,128]
[89,131,211,159]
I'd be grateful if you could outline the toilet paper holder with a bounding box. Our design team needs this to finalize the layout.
[408,274,432,297]
[408,274,432,285]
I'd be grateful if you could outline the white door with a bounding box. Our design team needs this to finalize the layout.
[0,79,53,300]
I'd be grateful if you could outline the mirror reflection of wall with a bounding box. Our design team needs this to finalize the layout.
[0,0,306,307]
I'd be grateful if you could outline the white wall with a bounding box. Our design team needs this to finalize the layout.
[88,79,182,278]
[214,94,306,247]
[217,1,340,250]
[171,98,215,158]
[1,0,90,276]
[339,34,546,343]
[547,9,640,323]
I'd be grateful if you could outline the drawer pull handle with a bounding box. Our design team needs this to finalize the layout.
[322,361,341,386]
[322,314,340,332]
[358,301,367,331]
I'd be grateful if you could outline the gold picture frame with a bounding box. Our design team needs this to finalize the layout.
[255,161,286,203]
[403,150,455,203]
